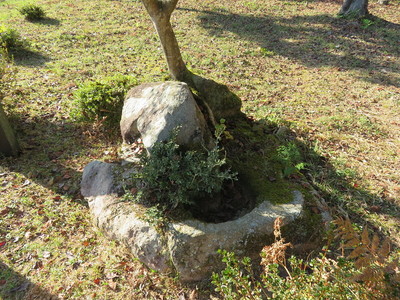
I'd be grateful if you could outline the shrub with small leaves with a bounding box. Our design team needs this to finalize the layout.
[212,249,265,299]
[0,25,25,50]
[134,128,237,210]
[213,249,372,300]
[212,218,399,300]
[70,74,137,127]
[18,4,46,21]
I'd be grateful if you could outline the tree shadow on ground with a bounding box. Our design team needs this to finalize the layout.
[224,116,400,247]
[0,113,120,299]
[0,112,119,205]
[30,17,61,26]
[298,133,400,236]
[9,48,51,67]
[0,262,58,300]
[181,8,400,88]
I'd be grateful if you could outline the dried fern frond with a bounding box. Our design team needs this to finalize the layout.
[273,217,284,240]
[333,217,399,296]
[260,217,292,268]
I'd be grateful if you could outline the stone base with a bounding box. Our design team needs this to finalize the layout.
[81,161,304,282]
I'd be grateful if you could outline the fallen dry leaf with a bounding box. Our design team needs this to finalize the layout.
[108,280,117,290]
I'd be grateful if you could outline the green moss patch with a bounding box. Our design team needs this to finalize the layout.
[224,118,306,205]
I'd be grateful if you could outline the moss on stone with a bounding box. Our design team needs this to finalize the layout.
[281,207,323,245]
[191,74,243,122]
[232,153,294,205]
[226,119,307,205]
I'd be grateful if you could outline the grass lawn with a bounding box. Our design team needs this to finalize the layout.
[0,0,399,298]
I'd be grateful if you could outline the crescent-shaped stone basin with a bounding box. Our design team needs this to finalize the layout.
[81,160,304,282]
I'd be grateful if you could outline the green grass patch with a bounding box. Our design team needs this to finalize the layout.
[0,0,399,298]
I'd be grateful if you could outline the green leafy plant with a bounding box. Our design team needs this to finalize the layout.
[212,249,265,299]
[260,255,370,299]
[121,189,143,203]
[70,74,137,127]
[18,4,46,21]
[212,217,400,299]
[142,205,167,231]
[361,18,376,29]
[134,128,237,210]
[276,142,307,177]
[0,25,25,50]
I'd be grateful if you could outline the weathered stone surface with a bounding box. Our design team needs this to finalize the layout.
[167,191,303,282]
[81,161,116,197]
[0,105,19,156]
[81,160,304,282]
[120,81,212,151]
[81,161,171,273]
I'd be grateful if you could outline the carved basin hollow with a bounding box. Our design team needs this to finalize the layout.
[81,160,304,282]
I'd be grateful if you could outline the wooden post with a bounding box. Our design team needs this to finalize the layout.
[0,104,19,156]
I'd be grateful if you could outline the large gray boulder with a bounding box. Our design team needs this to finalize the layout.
[81,161,304,282]
[120,82,212,151]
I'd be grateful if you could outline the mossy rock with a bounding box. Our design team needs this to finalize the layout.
[81,160,305,282]
[224,118,307,205]
[191,74,243,122]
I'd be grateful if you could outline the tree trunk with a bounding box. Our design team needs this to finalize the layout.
[0,104,19,156]
[141,0,192,82]
[339,0,369,18]
[140,0,242,121]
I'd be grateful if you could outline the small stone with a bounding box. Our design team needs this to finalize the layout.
[42,251,51,258]
[21,180,31,187]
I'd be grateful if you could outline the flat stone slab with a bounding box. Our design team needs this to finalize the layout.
[81,160,304,282]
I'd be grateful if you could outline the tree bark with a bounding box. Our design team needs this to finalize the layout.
[140,0,242,121]
[339,0,369,18]
[141,0,192,82]
[0,104,19,156]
